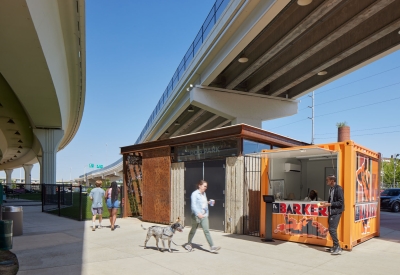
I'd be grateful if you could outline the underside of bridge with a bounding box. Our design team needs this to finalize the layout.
[159,0,400,141]
[0,0,86,183]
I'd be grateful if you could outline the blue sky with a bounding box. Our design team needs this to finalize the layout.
[2,0,400,181]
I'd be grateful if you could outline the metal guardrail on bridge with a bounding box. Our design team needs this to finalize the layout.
[135,0,229,144]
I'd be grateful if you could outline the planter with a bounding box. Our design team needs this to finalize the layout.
[338,126,350,142]
[0,251,19,275]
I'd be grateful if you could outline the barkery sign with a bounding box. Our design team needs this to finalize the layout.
[176,139,238,162]
[273,202,328,217]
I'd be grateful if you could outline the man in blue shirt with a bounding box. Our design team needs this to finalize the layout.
[89,180,105,231]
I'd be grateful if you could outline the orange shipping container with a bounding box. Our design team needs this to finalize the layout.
[259,141,380,251]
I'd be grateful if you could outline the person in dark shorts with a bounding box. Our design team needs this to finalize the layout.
[89,180,105,231]
[106,181,121,231]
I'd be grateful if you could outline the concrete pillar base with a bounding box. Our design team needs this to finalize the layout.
[33,129,64,184]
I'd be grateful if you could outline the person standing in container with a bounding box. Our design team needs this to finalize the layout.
[319,175,345,255]
[303,189,322,201]
[185,180,221,253]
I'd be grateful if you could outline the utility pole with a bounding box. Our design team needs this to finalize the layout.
[308,91,315,144]
[392,154,399,188]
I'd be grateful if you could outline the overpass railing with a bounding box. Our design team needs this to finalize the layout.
[135,0,229,144]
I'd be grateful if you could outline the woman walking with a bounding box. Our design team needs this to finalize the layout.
[185,180,221,253]
[106,181,120,231]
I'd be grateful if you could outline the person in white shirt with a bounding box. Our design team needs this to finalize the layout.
[185,180,221,253]
[304,189,322,201]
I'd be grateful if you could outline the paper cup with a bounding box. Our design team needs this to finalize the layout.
[209,199,215,206]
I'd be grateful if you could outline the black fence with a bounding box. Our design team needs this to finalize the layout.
[42,184,124,221]
[1,182,123,221]
[1,183,42,205]
[42,183,74,216]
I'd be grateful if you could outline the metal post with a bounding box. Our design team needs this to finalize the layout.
[41,183,44,212]
[120,184,124,218]
[79,185,82,221]
[57,185,61,217]
[308,91,315,144]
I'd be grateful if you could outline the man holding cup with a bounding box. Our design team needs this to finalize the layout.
[319,175,345,255]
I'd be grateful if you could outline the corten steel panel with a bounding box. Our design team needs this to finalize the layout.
[123,155,132,217]
[124,154,143,217]
[142,147,171,224]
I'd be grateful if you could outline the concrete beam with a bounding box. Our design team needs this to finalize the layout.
[226,0,343,90]
[250,0,396,94]
[189,86,297,128]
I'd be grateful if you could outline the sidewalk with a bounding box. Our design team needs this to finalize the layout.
[9,206,400,275]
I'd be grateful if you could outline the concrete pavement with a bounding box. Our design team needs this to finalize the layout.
[7,206,400,275]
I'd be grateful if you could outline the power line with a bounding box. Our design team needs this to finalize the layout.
[316,96,400,118]
[315,65,400,95]
[271,96,400,130]
[269,118,309,130]
[315,130,400,140]
[298,81,400,112]
[315,124,400,136]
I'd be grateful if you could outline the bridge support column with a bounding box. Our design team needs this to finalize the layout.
[22,164,33,190]
[33,129,64,185]
[5,169,13,187]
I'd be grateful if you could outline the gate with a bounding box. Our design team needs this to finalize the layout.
[243,155,261,236]
[42,184,73,214]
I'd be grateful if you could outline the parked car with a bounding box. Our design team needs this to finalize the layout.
[380,188,400,212]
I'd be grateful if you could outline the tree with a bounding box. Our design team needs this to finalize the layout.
[382,158,400,188]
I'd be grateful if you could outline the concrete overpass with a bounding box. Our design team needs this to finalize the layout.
[85,0,400,180]
[0,0,86,184]
[76,158,123,185]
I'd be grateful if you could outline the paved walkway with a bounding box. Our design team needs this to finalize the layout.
[6,206,400,275]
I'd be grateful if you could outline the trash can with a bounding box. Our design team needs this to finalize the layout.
[2,206,23,236]
[0,220,13,250]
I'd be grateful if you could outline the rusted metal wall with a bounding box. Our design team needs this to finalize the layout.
[170,162,184,224]
[142,147,171,224]
[124,154,143,217]
[225,156,244,234]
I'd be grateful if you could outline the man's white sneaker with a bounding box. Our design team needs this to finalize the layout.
[210,246,221,253]
[98,225,102,229]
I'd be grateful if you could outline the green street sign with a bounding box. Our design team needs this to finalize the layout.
[89,163,94,168]
[96,164,103,169]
